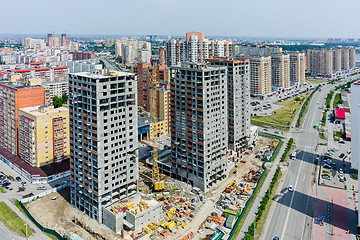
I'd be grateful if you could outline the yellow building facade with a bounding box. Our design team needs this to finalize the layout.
[18,105,69,167]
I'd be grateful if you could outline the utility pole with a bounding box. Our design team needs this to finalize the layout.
[24,223,27,237]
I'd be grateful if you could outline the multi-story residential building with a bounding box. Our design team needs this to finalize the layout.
[159,50,167,65]
[0,78,48,155]
[307,49,334,76]
[169,62,228,191]
[64,60,102,73]
[342,48,350,70]
[333,49,342,72]
[69,71,138,222]
[18,105,69,167]
[289,52,306,84]
[166,32,232,66]
[115,42,123,58]
[350,47,356,68]
[271,54,290,91]
[70,52,95,61]
[206,57,250,150]
[44,82,68,98]
[155,87,170,133]
[234,44,282,57]
[9,66,69,84]
[307,47,355,76]
[133,64,170,112]
[248,56,272,97]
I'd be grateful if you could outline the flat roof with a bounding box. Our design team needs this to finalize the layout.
[138,116,152,126]
[70,71,134,79]
[0,147,69,177]
[0,80,42,90]
[335,108,345,119]
[19,105,68,117]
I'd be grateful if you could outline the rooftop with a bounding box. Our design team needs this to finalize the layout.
[335,108,345,119]
[70,71,134,79]
[0,80,42,90]
[19,105,69,117]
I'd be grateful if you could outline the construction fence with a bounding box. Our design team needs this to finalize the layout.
[18,200,66,240]
[227,133,283,240]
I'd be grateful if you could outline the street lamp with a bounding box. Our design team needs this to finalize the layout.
[24,223,27,237]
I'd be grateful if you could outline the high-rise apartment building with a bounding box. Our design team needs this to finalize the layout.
[206,57,250,150]
[18,105,69,167]
[69,71,138,222]
[9,66,69,84]
[289,53,306,84]
[0,80,48,155]
[166,32,232,66]
[133,64,170,111]
[307,49,334,75]
[271,54,290,91]
[248,57,272,97]
[341,48,350,70]
[115,42,123,58]
[169,62,228,191]
[307,47,355,76]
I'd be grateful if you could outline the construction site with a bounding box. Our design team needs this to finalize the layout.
[22,135,280,240]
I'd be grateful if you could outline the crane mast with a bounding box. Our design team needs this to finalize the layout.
[133,45,164,191]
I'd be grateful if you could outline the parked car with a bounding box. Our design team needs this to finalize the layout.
[2,182,11,187]
[15,177,21,182]
[321,174,331,180]
[288,185,294,192]
[339,153,345,158]
[339,140,345,144]
[21,181,27,187]
[37,186,46,190]
[339,168,344,174]
[323,164,332,169]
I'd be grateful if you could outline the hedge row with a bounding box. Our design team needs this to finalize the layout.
[243,167,282,240]
[296,85,321,127]
[280,138,294,162]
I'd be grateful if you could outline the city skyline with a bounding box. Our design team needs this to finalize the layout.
[2,0,360,39]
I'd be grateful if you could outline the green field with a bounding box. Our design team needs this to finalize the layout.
[0,201,33,237]
[251,92,309,127]
[307,79,326,85]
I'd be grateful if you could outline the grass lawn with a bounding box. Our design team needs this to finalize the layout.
[252,92,309,127]
[0,186,6,193]
[45,232,58,240]
[0,201,33,237]
[307,79,326,85]
[251,120,290,131]
[333,93,343,109]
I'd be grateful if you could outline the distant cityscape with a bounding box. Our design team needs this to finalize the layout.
[0,31,359,240]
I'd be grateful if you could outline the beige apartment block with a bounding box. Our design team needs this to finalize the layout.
[290,52,305,84]
[271,54,290,90]
[18,105,69,167]
[249,56,271,95]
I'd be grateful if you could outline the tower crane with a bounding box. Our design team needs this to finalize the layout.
[133,45,164,191]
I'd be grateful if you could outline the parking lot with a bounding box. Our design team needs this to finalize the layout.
[319,149,348,189]
[0,160,69,199]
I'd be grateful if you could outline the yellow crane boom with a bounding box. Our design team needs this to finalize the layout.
[133,45,164,191]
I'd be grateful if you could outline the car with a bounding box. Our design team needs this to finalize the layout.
[2,182,11,187]
[275,131,280,134]
[339,140,345,144]
[321,174,331,180]
[29,193,34,197]
[16,177,21,182]
[21,181,27,187]
[339,153,345,158]
[37,186,46,190]
[339,168,344,174]
[263,128,269,131]
[273,236,279,240]
[323,164,331,169]
[288,185,294,192]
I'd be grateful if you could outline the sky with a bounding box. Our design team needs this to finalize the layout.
[2,0,360,39]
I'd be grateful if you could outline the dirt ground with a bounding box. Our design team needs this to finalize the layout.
[25,136,276,240]
[26,188,122,240]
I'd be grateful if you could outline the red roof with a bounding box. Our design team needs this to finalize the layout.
[335,108,345,119]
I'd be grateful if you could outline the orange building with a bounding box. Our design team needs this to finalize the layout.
[0,81,48,155]
[134,64,170,111]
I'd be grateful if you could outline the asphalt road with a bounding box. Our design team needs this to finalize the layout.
[263,76,356,240]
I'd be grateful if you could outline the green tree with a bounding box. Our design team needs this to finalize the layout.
[52,96,63,108]
[62,91,68,104]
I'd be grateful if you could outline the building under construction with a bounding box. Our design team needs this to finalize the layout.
[69,70,138,223]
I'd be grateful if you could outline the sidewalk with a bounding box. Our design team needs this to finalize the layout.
[236,139,288,239]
